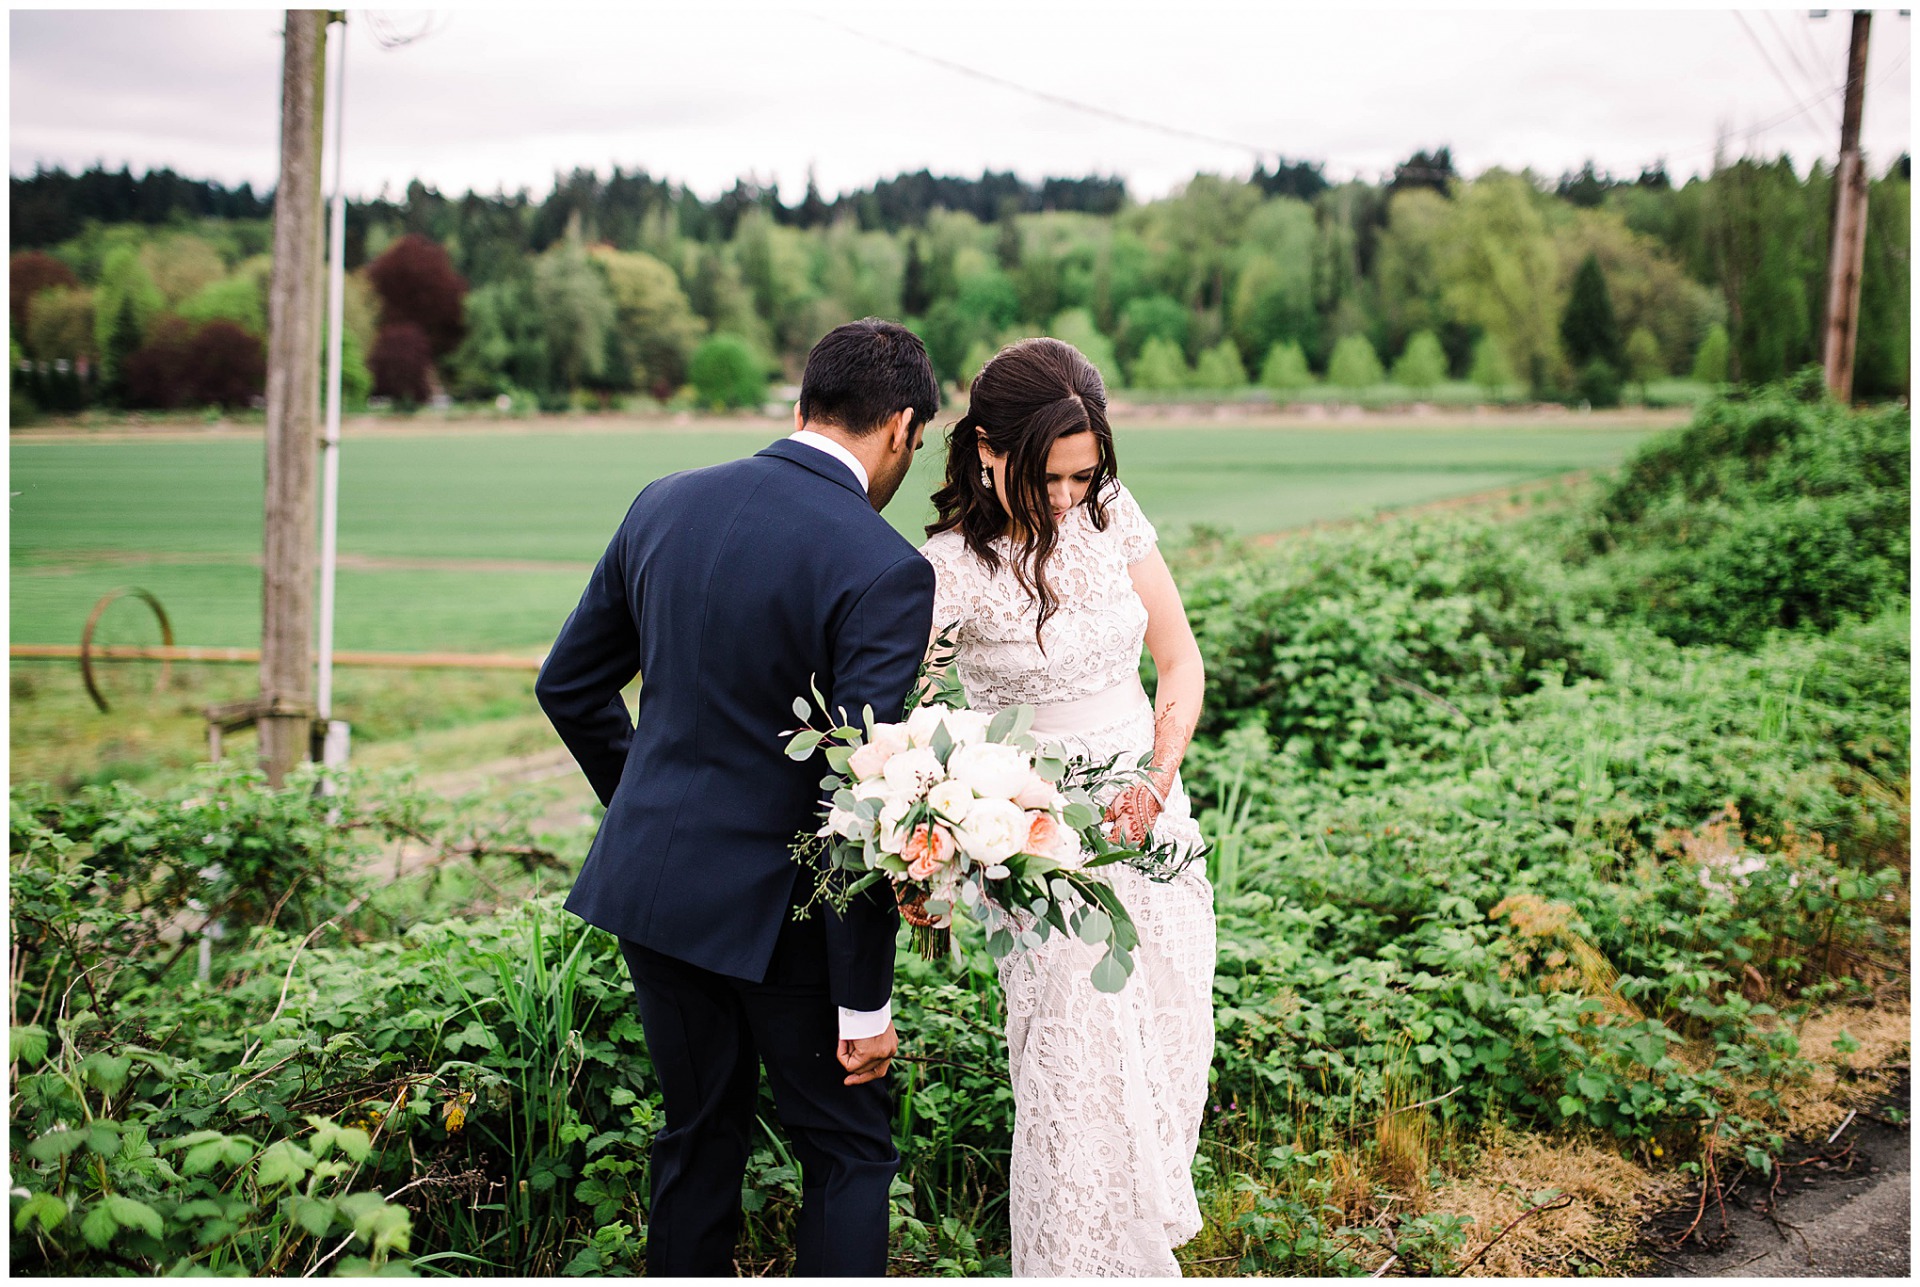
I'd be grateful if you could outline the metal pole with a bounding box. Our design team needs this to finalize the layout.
[318,11,348,727]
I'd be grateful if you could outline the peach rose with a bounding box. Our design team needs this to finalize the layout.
[902,823,956,880]
[1025,811,1062,858]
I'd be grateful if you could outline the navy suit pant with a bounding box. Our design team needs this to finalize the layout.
[619,908,897,1277]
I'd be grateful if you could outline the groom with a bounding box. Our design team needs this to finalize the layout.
[536,318,939,1276]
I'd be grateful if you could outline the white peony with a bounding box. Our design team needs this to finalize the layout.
[821,805,869,842]
[878,798,914,853]
[1048,827,1088,870]
[956,797,1030,864]
[946,741,1032,801]
[903,705,948,748]
[882,747,944,799]
[1013,771,1061,811]
[926,778,976,823]
[936,707,993,745]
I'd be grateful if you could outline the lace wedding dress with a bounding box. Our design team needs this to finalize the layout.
[921,481,1217,1277]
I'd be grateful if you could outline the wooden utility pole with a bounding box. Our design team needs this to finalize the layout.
[1819,10,1872,402]
[260,10,328,785]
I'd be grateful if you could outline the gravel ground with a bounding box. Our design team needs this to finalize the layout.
[1639,1073,1910,1278]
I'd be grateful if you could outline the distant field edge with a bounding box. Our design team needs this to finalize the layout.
[8,404,1691,444]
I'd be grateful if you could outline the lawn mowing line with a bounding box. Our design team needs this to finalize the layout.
[1248,470,1594,545]
[15,550,593,576]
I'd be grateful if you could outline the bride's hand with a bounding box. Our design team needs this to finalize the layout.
[1104,783,1162,847]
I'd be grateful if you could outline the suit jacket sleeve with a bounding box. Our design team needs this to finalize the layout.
[821,551,937,1013]
[535,504,642,808]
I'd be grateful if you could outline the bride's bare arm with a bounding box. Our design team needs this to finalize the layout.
[1109,547,1204,842]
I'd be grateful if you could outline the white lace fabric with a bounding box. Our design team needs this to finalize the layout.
[922,482,1217,1277]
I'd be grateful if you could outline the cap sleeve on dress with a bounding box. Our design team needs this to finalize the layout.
[920,532,973,635]
[1104,481,1158,565]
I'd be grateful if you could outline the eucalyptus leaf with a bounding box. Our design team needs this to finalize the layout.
[1076,908,1114,944]
[1090,951,1130,993]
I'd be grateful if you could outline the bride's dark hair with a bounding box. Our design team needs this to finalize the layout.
[927,337,1119,641]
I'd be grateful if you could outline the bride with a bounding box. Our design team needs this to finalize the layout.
[920,338,1217,1276]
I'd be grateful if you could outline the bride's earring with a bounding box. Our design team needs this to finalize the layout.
[980,464,992,490]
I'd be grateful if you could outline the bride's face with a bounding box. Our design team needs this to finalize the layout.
[981,430,1102,528]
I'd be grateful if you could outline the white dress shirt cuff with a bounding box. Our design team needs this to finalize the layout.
[837,1001,892,1041]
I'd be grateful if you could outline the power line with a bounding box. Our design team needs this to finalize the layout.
[1762,8,1843,129]
[1665,45,1908,169]
[363,9,442,50]
[1733,9,1840,134]
[801,10,1282,164]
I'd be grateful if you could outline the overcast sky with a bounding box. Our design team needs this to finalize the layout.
[9,3,1913,205]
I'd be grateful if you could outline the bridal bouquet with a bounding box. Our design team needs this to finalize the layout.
[784,675,1194,993]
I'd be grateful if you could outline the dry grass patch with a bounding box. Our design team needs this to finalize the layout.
[1779,999,1911,1138]
[1430,1126,1683,1277]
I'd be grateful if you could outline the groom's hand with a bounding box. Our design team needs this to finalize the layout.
[837,1021,898,1086]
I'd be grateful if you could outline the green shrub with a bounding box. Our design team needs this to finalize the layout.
[687,334,766,410]
[1390,330,1448,393]
[1587,371,1909,647]
[1326,334,1384,392]
[1259,340,1312,392]
[1192,340,1248,389]
[1576,357,1623,408]
[1470,334,1516,397]
[1128,335,1191,391]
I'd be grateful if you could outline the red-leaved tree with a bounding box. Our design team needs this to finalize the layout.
[122,316,267,410]
[121,315,199,408]
[365,234,467,356]
[187,320,267,409]
[369,322,434,403]
[11,251,79,334]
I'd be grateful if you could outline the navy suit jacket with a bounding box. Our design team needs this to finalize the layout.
[536,439,935,1012]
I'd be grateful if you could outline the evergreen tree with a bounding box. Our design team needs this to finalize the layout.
[1128,336,1190,390]
[901,236,931,315]
[1390,330,1448,391]
[101,290,144,402]
[1469,334,1515,396]
[1192,340,1248,389]
[1327,334,1385,392]
[1259,340,1313,392]
[1690,324,1730,385]
[1560,252,1622,369]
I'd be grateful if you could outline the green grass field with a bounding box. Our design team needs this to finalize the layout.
[10,418,1668,653]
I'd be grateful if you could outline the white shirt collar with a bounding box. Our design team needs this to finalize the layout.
[788,429,869,495]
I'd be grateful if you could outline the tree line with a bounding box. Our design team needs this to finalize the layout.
[9,150,1910,418]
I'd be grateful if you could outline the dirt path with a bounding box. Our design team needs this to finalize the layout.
[1637,1074,1911,1277]
[360,745,597,886]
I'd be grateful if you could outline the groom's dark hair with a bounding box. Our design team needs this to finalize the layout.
[798,318,940,437]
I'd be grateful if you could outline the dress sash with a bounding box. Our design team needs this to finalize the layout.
[1024,675,1152,738]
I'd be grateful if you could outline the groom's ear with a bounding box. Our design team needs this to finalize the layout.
[888,407,916,454]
